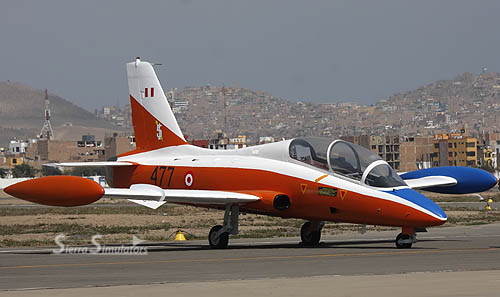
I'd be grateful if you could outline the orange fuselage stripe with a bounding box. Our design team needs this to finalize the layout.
[113,165,443,227]
[315,174,329,183]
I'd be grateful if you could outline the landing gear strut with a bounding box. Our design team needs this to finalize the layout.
[208,205,239,249]
[300,221,324,246]
[395,227,416,249]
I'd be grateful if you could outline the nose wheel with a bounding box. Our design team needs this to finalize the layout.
[395,227,416,249]
[300,221,323,246]
[208,205,239,249]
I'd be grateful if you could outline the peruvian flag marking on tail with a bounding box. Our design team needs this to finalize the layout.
[144,88,155,98]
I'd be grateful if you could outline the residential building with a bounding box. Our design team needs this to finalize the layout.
[342,135,401,170]
[400,136,434,172]
[432,131,477,167]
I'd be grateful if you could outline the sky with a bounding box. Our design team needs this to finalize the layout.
[1,0,500,111]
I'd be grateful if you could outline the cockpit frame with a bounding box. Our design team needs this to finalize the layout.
[289,137,407,189]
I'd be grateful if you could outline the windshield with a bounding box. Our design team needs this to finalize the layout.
[289,138,406,188]
[364,163,406,188]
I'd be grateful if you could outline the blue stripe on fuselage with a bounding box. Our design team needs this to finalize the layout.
[385,188,447,219]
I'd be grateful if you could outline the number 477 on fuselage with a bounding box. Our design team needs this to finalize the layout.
[3,57,497,249]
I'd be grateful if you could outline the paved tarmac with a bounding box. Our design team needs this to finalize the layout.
[2,271,500,297]
[1,223,500,296]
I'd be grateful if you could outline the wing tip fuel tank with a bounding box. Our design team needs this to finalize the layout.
[400,166,497,194]
[4,176,104,207]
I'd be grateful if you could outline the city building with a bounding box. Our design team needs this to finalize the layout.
[480,132,500,169]
[259,136,275,144]
[432,131,477,167]
[0,139,36,168]
[192,131,247,150]
[341,135,401,170]
[191,139,209,148]
[25,135,105,164]
[103,133,136,160]
[8,140,30,154]
[1,154,25,168]
[477,144,494,169]
[400,136,434,172]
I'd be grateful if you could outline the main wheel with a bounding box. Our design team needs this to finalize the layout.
[300,222,321,246]
[209,225,229,249]
[395,233,412,249]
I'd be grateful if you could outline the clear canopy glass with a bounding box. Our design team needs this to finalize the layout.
[289,137,406,188]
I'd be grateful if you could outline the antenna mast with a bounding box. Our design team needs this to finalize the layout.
[39,89,54,140]
[222,84,227,129]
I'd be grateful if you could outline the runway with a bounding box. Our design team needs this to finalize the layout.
[1,223,500,296]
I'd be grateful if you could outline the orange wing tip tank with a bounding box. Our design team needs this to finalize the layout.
[4,176,105,207]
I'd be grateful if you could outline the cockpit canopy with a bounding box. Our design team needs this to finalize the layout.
[289,137,406,188]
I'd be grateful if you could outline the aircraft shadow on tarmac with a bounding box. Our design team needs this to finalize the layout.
[2,238,467,255]
[141,238,463,252]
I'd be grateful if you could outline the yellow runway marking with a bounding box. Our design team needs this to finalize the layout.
[1,247,499,270]
[315,175,328,183]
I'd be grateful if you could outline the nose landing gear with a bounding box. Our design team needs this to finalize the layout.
[395,227,416,249]
[208,205,239,249]
[300,221,324,246]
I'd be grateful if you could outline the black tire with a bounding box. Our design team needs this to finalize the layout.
[300,222,321,246]
[209,225,229,249]
[395,233,412,249]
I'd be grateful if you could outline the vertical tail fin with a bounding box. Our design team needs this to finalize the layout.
[126,57,187,151]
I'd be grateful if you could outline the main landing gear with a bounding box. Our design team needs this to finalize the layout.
[300,221,324,246]
[208,205,239,249]
[395,227,417,249]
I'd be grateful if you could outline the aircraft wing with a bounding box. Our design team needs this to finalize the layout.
[403,176,457,190]
[103,184,260,209]
[43,161,135,167]
[0,178,31,190]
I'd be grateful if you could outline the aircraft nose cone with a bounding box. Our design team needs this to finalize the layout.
[389,188,447,225]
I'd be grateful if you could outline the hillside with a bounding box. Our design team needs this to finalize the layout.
[2,71,499,148]
[373,72,500,135]
[0,81,123,147]
[168,72,500,143]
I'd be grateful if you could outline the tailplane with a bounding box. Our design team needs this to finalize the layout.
[126,57,187,151]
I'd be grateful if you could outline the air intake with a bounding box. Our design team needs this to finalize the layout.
[273,195,291,211]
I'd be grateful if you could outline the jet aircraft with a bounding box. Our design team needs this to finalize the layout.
[3,58,497,249]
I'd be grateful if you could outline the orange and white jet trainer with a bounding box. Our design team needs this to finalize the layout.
[3,57,498,249]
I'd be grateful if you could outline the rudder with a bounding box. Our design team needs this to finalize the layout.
[126,57,187,151]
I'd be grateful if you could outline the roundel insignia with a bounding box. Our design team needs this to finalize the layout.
[184,172,194,187]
